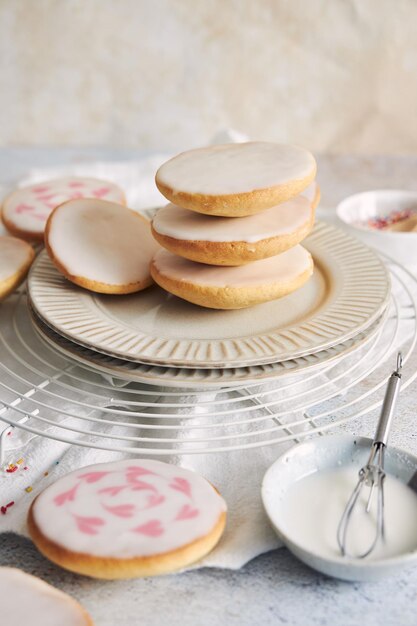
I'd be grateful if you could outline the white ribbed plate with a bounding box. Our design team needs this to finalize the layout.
[28,222,390,368]
[29,303,385,389]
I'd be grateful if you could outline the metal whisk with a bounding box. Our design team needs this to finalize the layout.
[337,352,403,558]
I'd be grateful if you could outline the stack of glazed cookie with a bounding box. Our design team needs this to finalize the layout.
[151,142,319,309]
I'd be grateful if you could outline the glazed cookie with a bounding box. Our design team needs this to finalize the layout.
[1,177,126,241]
[151,185,318,266]
[28,460,227,579]
[155,142,316,217]
[45,198,159,295]
[0,236,35,299]
[0,567,93,625]
[302,180,321,211]
[151,246,314,309]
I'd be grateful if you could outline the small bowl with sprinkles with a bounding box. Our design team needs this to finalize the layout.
[337,190,417,267]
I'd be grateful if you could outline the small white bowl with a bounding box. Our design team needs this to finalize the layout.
[262,434,417,582]
[336,190,417,267]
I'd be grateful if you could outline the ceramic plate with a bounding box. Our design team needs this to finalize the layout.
[30,303,384,389]
[28,222,390,369]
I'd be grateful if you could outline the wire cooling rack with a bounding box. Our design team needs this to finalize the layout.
[0,257,416,458]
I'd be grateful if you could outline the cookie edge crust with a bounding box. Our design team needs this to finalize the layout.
[151,208,315,265]
[44,200,154,295]
[150,253,314,309]
[155,166,316,217]
[1,179,127,242]
[27,500,227,579]
[0,240,35,300]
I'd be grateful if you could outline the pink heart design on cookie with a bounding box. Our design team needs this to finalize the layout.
[79,471,109,483]
[130,479,156,492]
[132,519,164,537]
[103,503,135,518]
[99,485,126,497]
[175,504,199,520]
[74,515,105,535]
[15,203,34,213]
[68,181,85,188]
[170,477,192,499]
[92,187,111,198]
[54,484,78,506]
[146,493,165,508]
[126,466,155,477]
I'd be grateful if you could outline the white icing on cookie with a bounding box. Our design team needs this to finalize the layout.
[152,246,313,288]
[0,568,90,625]
[156,142,316,195]
[0,236,34,282]
[302,181,318,205]
[2,177,125,236]
[32,460,226,558]
[152,195,312,243]
[46,199,159,287]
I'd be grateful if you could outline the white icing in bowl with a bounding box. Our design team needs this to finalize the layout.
[262,434,417,581]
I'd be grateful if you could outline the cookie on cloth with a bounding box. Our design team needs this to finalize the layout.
[45,198,159,294]
[151,183,318,266]
[1,177,126,241]
[150,245,314,309]
[0,236,35,299]
[0,567,93,625]
[28,460,227,579]
[155,142,316,217]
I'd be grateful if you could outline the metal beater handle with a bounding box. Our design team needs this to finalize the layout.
[374,352,402,446]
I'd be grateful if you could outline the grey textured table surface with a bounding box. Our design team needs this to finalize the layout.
[1,147,417,626]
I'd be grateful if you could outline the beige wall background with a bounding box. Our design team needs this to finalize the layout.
[1,0,417,153]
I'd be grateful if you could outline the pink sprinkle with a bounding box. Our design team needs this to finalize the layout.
[68,181,85,188]
[1,507,6,515]
[23,466,28,471]
[6,501,14,508]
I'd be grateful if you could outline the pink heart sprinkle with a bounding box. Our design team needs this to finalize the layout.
[33,186,49,193]
[54,484,78,506]
[132,519,163,537]
[169,477,192,499]
[74,515,105,535]
[79,471,109,483]
[175,504,199,521]
[103,503,135,518]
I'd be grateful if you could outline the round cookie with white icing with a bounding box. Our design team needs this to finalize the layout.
[150,246,314,309]
[151,183,319,266]
[45,199,159,295]
[0,567,94,625]
[155,142,317,217]
[28,459,227,579]
[0,236,35,299]
[1,177,126,241]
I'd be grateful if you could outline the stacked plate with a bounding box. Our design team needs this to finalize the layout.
[27,221,391,389]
